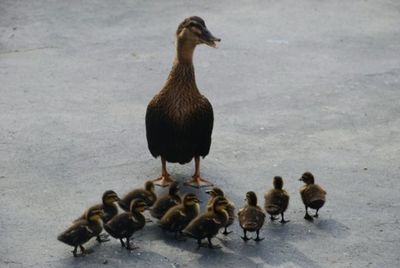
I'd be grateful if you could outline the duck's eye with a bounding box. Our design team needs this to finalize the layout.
[190,26,202,35]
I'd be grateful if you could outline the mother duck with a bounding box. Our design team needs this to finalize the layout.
[146,16,220,188]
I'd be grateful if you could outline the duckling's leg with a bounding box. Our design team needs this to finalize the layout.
[241,229,250,241]
[304,206,313,221]
[254,230,264,242]
[184,156,213,188]
[280,213,290,224]
[222,227,232,235]
[72,246,78,257]
[313,209,319,218]
[119,238,126,248]
[153,157,174,187]
[270,215,278,221]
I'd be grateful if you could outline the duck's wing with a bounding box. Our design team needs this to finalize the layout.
[57,220,93,246]
[191,97,214,156]
[146,100,168,158]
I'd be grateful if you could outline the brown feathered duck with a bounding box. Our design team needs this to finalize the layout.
[205,187,235,235]
[145,16,221,188]
[104,199,148,250]
[183,196,230,248]
[159,193,200,239]
[264,176,290,223]
[118,181,157,211]
[299,172,327,221]
[57,207,103,257]
[238,191,266,241]
[150,181,181,219]
[74,190,120,242]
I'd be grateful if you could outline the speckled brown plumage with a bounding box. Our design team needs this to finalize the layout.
[205,187,235,235]
[119,181,157,211]
[299,172,327,221]
[150,181,181,219]
[238,191,266,241]
[264,176,290,223]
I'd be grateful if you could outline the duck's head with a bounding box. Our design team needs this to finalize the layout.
[102,190,120,205]
[212,196,229,212]
[245,191,258,206]
[169,181,180,195]
[182,193,200,206]
[299,172,315,185]
[145,181,155,192]
[130,199,148,213]
[205,187,224,198]
[273,176,284,190]
[85,207,104,222]
[176,16,221,48]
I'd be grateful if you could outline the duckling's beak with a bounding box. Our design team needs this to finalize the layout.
[299,178,303,181]
[205,189,213,195]
[201,28,221,48]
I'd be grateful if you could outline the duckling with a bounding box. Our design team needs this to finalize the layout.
[75,190,120,242]
[159,193,200,239]
[299,172,327,221]
[264,176,290,224]
[238,191,266,241]
[119,181,157,211]
[150,181,181,219]
[183,196,229,248]
[205,187,235,235]
[146,16,221,188]
[104,199,147,250]
[57,207,103,257]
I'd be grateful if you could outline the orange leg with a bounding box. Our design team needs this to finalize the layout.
[153,157,174,187]
[184,156,213,188]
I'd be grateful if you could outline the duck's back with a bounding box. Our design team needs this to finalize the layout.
[57,220,94,246]
[239,206,265,231]
[146,89,213,164]
[264,190,289,215]
[300,184,326,205]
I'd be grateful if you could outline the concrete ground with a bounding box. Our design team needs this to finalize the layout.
[1,0,399,267]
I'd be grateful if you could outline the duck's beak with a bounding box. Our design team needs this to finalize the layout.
[299,178,303,181]
[201,28,221,48]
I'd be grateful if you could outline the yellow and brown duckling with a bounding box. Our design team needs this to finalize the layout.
[238,191,266,241]
[75,190,120,242]
[119,181,157,211]
[150,181,181,219]
[183,196,230,248]
[205,187,235,235]
[57,207,104,257]
[264,176,290,224]
[145,16,221,188]
[299,172,327,221]
[159,193,200,239]
[104,199,148,250]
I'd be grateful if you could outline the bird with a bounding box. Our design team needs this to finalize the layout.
[159,193,200,239]
[57,207,104,257]
[183,196,230,248]
[118,181,157,211]
[299,172,327,221]
[205,187,235,234]
[145,16,221,188]
[238,191,266,241]
[104,199,148,250]
[150,181,181,219]
[74,190,120,242]
[264,176,290,223]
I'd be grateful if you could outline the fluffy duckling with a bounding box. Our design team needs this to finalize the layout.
[150,181,181,219]
[238,191,266,241]
[183,196,229,248]
[205,187,235,235]
[119,181,157,211]
[104,199,147,250]
[159,193,200,238]
[299,172,327,221]
[264,176,290,223]
[57,207,103,257]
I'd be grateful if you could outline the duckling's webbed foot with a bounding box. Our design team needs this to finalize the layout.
[253,230,264,242]
[96,235,110,243]
[222,227,232,235]
[280,213,290,224]
[313,209,319,218]
[120,238,126,248]
[125,237,139,251]
[304,206,314,221]
[241,229,250,241]
[207,237,221,249]
[270,215,278,221]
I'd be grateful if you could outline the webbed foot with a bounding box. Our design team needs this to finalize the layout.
[184,176,213,188]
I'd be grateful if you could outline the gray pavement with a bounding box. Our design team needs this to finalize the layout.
[1,0,400,267]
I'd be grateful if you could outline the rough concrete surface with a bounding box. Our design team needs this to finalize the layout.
[1,0,400,267]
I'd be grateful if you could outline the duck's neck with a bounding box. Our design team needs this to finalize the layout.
[132,210,145,225]
[165,39,197,89]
